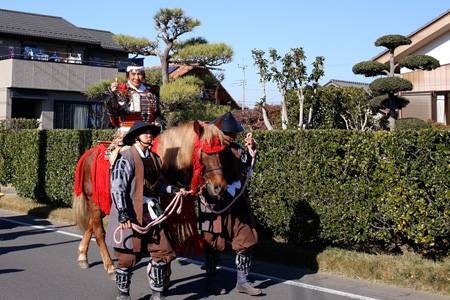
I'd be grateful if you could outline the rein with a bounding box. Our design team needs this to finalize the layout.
[114,131,225,244]
[199,132,257,214]
[114,189,192,244]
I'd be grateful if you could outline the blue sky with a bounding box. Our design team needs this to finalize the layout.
[2,1,449,108]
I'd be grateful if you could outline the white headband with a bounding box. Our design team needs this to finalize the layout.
[127,66,145,72]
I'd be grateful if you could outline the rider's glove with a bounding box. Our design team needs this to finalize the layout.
[118,208,130,223]
[166,185,180,196]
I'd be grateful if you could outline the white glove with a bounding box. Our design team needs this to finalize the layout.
[147,200,158,220]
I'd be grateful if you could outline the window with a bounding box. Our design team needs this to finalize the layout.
[11,98,41,119]
[54,101,109,129]
[436,94,446,125]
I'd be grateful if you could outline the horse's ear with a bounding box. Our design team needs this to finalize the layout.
[213,117,222,130]
[193,120,204,137]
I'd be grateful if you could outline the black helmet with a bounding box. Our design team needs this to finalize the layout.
[210,112,244,133]
[122,121,161,146]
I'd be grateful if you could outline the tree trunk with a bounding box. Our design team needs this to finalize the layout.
[389,50,395,77]
[260,78,273,130]
[297,90,304,130]
[388,92,396,131]
[281,91,288,130]
[305,106,313,129]
[160,56,170,85]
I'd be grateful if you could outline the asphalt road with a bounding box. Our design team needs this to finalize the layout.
[1,209,449,300]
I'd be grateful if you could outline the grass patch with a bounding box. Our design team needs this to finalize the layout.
[1,192,449,296]
[0,194,75,224]
[316,247,450,295]
[250,233,450,296]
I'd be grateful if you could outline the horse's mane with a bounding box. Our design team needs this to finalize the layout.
[157,120,224,173]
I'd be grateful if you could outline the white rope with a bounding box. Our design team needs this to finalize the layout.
[114,190,191,244]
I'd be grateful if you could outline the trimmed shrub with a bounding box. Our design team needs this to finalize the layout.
[1,129,114,205]
[0,118,40,131]
[396,118,430,130]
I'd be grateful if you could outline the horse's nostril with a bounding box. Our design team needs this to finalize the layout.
[214,185,222,195]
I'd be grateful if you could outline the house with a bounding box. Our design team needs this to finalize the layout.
[0,9,128,129]
[147,64,240,109]
[372,9,450,124]
[323,79,370,93]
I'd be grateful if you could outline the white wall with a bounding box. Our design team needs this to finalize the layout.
[0,60,13,88]
[401,31,450,74]
[0,88,10,119]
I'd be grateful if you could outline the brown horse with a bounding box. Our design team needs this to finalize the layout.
[73,120,226,279]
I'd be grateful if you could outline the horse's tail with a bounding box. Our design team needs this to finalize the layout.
[73,191,89,232]
[72,146,99,232]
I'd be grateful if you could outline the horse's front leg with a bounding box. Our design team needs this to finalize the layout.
[77,217,93,269]
[89,204,116,280]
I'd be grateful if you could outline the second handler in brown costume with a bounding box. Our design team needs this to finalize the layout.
[199,112,261,296]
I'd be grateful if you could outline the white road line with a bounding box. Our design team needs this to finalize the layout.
[0,216,85,239]
[1,216,379,300]
[178,257,380,300]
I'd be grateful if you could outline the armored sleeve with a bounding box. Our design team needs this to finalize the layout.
[238,146,254,173]
[110,155,132,213]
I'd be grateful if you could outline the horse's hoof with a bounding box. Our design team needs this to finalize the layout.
[77,259,89,269]
[108,267,117,280]
[106,265,116,280]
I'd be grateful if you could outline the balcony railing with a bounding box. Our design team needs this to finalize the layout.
[0,45,124,69]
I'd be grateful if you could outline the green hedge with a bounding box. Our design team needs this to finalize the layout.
[244,129,450,256]
[0,129,114,205]
[396,118,430,130]
[1,128,450,255]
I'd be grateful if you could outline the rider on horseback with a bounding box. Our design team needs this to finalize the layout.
[106,58,162,160]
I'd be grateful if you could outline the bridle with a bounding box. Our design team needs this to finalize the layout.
[199,150,223,176]
[199,132,257,215]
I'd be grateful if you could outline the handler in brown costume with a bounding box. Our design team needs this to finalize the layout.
[199,112,261,296]
[105,121,185,300]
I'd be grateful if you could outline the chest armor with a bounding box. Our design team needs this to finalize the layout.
[142,156,158,197]
[128,90,157,122]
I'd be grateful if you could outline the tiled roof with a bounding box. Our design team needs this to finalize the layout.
[167,64,195,79]
[0,9,99,45]
[80,28,123,51]
[324,79,370,91]
[147,64,195,80]
[147,65,181,75]
[147,64,240,108]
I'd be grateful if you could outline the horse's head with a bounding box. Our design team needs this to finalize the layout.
[193,120,227,197]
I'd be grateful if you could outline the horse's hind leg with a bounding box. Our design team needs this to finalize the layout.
[89,204,116,280]
[77,217,93,269]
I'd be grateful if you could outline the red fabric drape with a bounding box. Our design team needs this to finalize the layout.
[74,145,111,214]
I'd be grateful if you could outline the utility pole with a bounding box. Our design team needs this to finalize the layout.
[237,60,247,111]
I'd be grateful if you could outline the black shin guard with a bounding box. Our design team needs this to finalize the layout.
[148,260,167,292]
[205,251,220,275]
[235,250,252,275]
[116,268,132,293]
